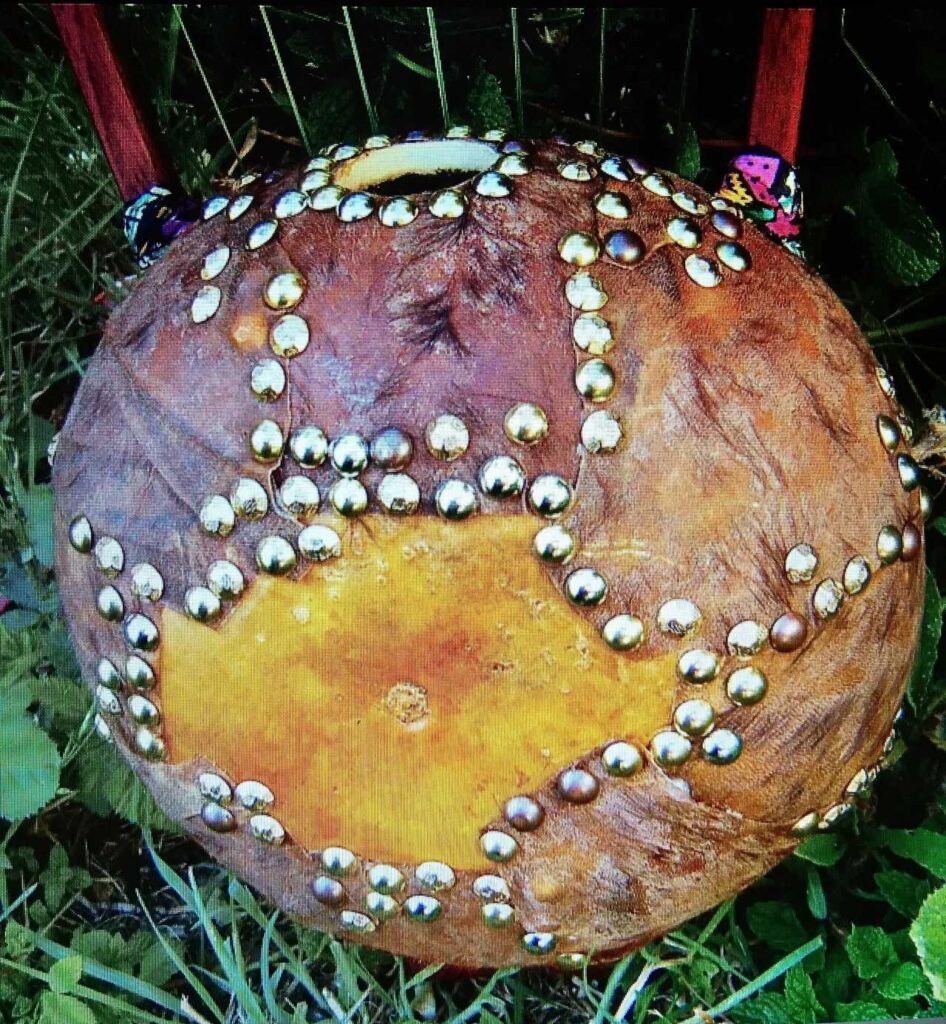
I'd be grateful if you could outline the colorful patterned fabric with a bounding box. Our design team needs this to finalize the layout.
[123,185,202,268]
[717,146,804,257]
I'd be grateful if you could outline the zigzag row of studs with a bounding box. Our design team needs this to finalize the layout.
[68,133,929,961]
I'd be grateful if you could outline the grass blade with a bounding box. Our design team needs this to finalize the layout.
[343,7,379,133]
[597,8,606,138]
[426,8,449,130]
[511,8,524,132]
[259,6,311,154]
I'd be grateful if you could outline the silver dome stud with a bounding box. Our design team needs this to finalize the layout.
[191,285,221,323]
[263,271,306,310]
[684,254,722,288]
[429,189,467,219]
[716,241,751,272]
[377,473,421,515]
[564,568,608,607]
[812,579,844,620]
[96,585,124,622]
[200,495,235,537]
[480,830,518,863]
[124,613,159,651]
[68,515,93,553]
[279,476,321,520]
[129,563,164,602]
[312,876,346,906]
[503,402,549,445]
[504,796,545,832]
[785,543,818,583]
[201,245,230,280]
[843,555,871,596]
[565,271,608,311]
[478,455,526,498]
[726,620,767,657]
[321,847,357,876]
[473,875,510,901]
[603,229,645,265]
[557,768,599,803]
[651,730,692,767]
[289,426,329,468]
[425,414,469,461]
[270,314,310,358]
[416,861,456,892]
[255,536,297,575]
[94,537,124,576]
[581,410,622,452]
[379,196,419,227]
[528,475,573,518]
[329,478,368,517]
[726,666,767,705]
[572,313,614,354]
[482,903,515,927]
[533,524,576,564]
[676,649,720,683]
[235,780,275,812]
[876,414,901,453]
[246,219,277,250]
[330,433,369,476]
[369,427,413,469]
[876,525,903,565]
[198,772,232,803]
[594,191,632,218]
[601,614,644,651]
[666,216,701,249]
[522,932,558,955]
[557,231,600,267]
[367,864,405,894]
[201,803,235,833]
[657,599,702,637]
[250,359,286,401]
[403,895,442,923]
[434,480,477,520]
[601,741,643,777]
[250,815,286,845]
[702,728,742,765]
[125,655,155,689]
[673,699,715,737]
[298,524,342,561]
[231,478,269,519]
[184,586,221,624]
[249,419,284,462]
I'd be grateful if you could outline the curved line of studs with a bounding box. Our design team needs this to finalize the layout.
[68,134,930,959]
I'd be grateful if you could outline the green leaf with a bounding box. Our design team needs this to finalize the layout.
[859,180,944,286]
[912,885,946,1001]
[816,942,852,1009]
[465,67,513,134]
[746,902,808,952]
[21,484,55,568]
[834,999,895,1022]
[670,122,701,179]
[795,833,846,866]
[39,991,97,1024]
[908,569,946,718]
[875,869,931,918]
[877,961,927,1000]
[783,965,823,1024]
[729,992,793,1024]
[846,925,897,980]
[48,954,83,995]
[881,828,946,880]
[73,742,177,832]
[805,868,827,920]
[0,680,61,820]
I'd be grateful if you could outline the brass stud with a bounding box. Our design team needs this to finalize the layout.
[68,515,93,553]
[504,402,548,445]
[255,536,297,575]
[769,611,808,652]
[298,524,342,561]
[263,271,306,310]
[200,495,236,537]
[601,614,644,651]
[575,358,616,401]
[270,314,309,358]
[533,524,576,564]
[601,741,643,777]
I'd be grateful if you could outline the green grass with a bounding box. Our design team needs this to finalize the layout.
[2,7,946,1023]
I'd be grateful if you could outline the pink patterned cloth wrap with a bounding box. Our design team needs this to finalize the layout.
[716,145,804,257]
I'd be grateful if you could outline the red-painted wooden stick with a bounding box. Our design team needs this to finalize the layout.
[748,8,815,163]
[51,4,174,201]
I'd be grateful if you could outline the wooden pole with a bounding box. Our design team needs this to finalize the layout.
[748,9,816,163]
[50,4,175,201]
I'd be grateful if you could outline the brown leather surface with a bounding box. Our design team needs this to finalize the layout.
[53,138,924,968]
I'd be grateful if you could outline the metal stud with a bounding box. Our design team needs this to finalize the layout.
[425,414,469,461]
[185,586,221,623]
[270,314,309,357]
[365,892,398,920]
[202,195,228,219]
[416,862,456,892]
[125,655,155,689]
[370,428,413,469]
[289,426,329,467]
[124,613,159,651]
[677,649,720,683]
[279,476,321,520]
[711,209,742,239]
[309,185,346,211]
[846,768,871,797]
[365,863,405,894]
[666,217,701,249]
[198,772,232,803]
[876,525,903,565]
[247,219,277,250]
[480,830,518,862]
[473,875,510,901]
[716,241,751,271]
[135,726,166,761]
[876,365,896,399]
[843,555,871,595]
[565,271,608,311]
[496,152,531,176]
[377,473,421,515]
[897,454,921,491]
[581,410,622,452]
[330,433,369,476]
[474,171,513,197]
[533,524,576,564]
[726,620,767,657]
[94,537,124,576]
[726,666,767,705]
[703,728,742,765]
[651,730,692,767]
[96,658,121,689]
[230,478,269,519]
[255,536,297,575]
[876,414,900,452]
[557,768,599,803]
[523,932,558,955]
[191,285,221,323]
[528,474,573,517]
[565,568,608,607]
[251,359,286,401]
[249,419,284,462]
[603,229,645,265]
[446,124,471,138]
[557,231,600,266]
[403,895,442,923]
[482,903,515,927]
[298,524,342,561]
[95,685,121,715]
[305,155,334,171]
[919,487,932,521]
[250,814,285,845]
[312,876,346,906]
[68,515,93,553]
[673,698,715,737]
[902,522,922,562]
[321,847,356,876]
[96,585,124,622]
[769,612,808,652]
[379,196,418,227]
[671,190,707,215]
[201,803,235,833]
[434,480,477,520]
[130,563,164,602]
[599,155,631,181]
[819,803,852,830]
[200,495,236,537]
[429,189,467,219]
[601,614,644,651]
[785,543,818,583]
[337,192,375,222]
[235,780,275,812]
[329,478,368,517]
[263,271,306,310]
[684,254,722,288]
[641,173,671,197]
[601,741,643,777]
[656,598,702,637]
[504,795,545,832]
[575,358,616,401]
[228,194,254,221]
[594,190,632,218]
[791,811,820,837]
[201,246,230,280]
[558,159,595,182]
[339,910,375,934]
[128,694,160,726]
[572,313,614,354]
[504,402,548,445]
[478,455,525,498]
[274,190,308,218]
[332,143,361,161]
